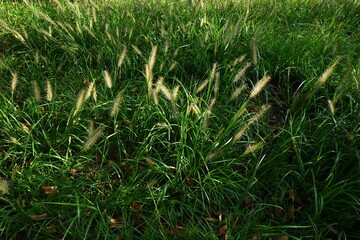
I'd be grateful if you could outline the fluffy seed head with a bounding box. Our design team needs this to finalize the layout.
[0,179,10,195]
[110,90,124,117]
[33,81,41,102]
[103,70,112,89]
[74,89,86,116]
[11,72,18,94]
[148,45,157,71]
[328,99,335,116]
[249,75,271,99]
[46,80,53,101]
[244,142,264,155]
[117,46,127,67]
[230,85,246,101]
[233,62,251,83]
[83,125,105,151]
[85,81,95,101]
[196,79,209,94]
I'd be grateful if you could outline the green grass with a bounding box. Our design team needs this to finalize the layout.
[0,0,359,239]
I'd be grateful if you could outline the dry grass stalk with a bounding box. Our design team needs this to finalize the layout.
[83,125,105,151]
[251,37,258,65]
[203,98,216,130]
[117,46,127,67]
[249,75,271,99]
[33,81,41,102]
[110,90,125,117]
[233,62,251,83]
[74,89,86,116]
[233,105,271,142]
[46,80,53,101]
[230,85,246,101]
[103,70,112,89]
[244,141,264,155]
[214,72,220,97]
[11,72,18,94]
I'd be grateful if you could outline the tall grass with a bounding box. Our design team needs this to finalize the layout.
[0,0,359,239]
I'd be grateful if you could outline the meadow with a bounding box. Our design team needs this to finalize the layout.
[0,0,359,239]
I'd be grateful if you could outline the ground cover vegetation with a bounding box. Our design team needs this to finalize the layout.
[0,0,359,239]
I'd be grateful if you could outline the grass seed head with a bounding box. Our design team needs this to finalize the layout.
[0,179,10,195]
[46,80,53,101]
[83,125,105,151]
[244,142,264,155]
[328,99,335,116]
[196,79,209,94]
[149,45,158,71]
[103,70,112,89]
[233,62,251,83]
[117,46,127,67]
[11,72,18,94]
[85,81,95,101]
[249,75,271,99]
[74,89,86,116]
[33,81,41,102]
[110,90,124,117]
[230,85,246,101]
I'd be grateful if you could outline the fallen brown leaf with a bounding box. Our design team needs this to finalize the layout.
[217,224,228,240]
[205,217,219,223]
[30,213,49,221]
[41,185,57,195]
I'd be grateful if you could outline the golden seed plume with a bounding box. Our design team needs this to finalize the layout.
[244,141,264,155]
[117,46,127,67]
[110,90,125,117]
[203,98,216,130]
[209,63,217,82]
[233,62,251,83]
[33,81,41,102]
[249,75,271,99]
[230,85,246,101]
[73,89,86,116]
[160,84,172,101]
[21,123,30,134]
[46,80,53,101]
[153,76,164,105]
[146,64,153,99]
[328,99,335,116]
[315,57,341,89]
[196,79,209,94]
[233,105,271,142]
[0,178,10,195]
[169,62,177,72]
[172,85,180,101]
[83,125,105,151]
[11,72,18,94]
[92,85,97,102]
[148,45,158,71]
[85,81,95,101]
[103,70,112,89]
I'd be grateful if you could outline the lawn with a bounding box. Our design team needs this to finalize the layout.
[0,0,359,239]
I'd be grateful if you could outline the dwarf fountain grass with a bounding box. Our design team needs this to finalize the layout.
[0,0,359,239]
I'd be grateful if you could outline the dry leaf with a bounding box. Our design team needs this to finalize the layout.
[276,236,289,240]
[109,216,123,228]
[30,213,49,221]
[217,225,228,239]
[205,217,219,223]
[41,185,57,195]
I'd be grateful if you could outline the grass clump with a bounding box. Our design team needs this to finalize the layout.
[0,0,359,239]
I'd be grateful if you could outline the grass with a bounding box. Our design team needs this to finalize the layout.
[0,0,359,239]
